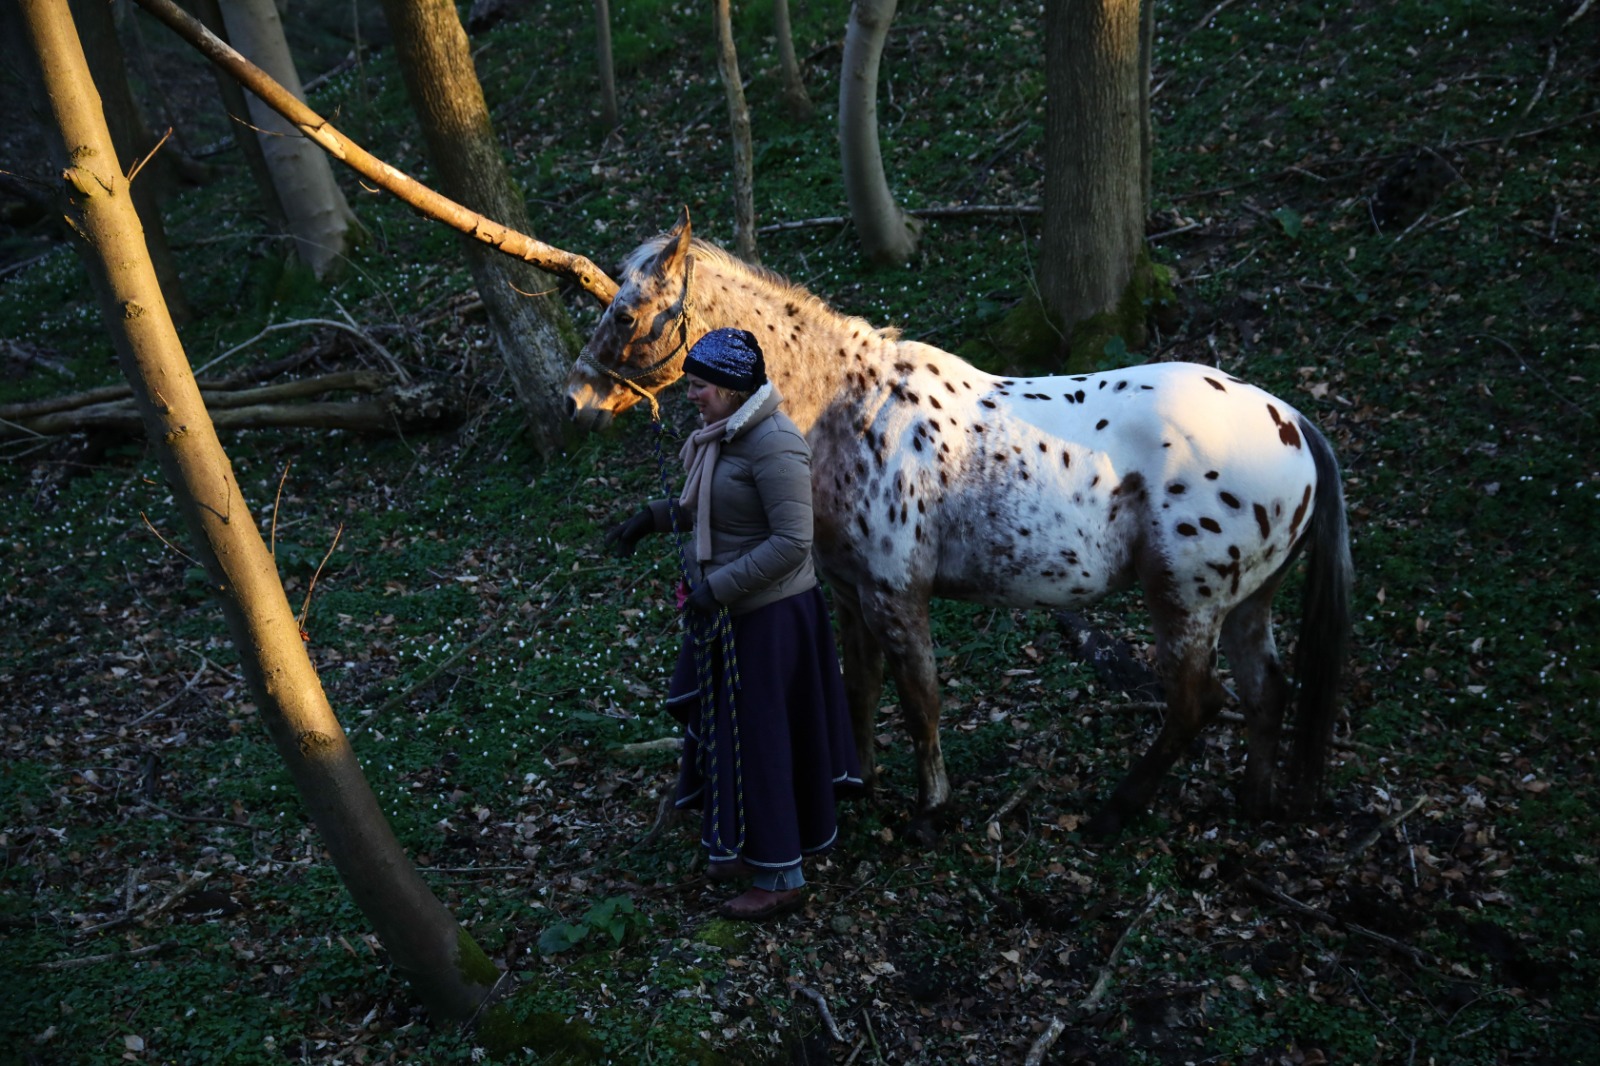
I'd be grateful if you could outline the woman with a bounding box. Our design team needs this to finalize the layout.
[606,328,860,921]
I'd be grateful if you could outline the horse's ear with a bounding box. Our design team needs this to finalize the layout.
[651,207,692,277]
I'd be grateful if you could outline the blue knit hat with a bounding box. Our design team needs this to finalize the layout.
[683,328,766,392]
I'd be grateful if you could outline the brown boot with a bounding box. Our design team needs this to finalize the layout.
[717,887,805,921]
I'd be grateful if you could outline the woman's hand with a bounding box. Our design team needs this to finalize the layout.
[603,509,654,557]
[684,582,719,615]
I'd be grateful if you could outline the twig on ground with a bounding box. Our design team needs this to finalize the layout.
[1028,889,1166,1064]
[1519,44,1558,121]
[127,654,211,726]
[757,203,1041,235]
[611,736,682,756]
[1469,333,1595,423]
[1024,1016,1067,1066]
[1346,794,1430,860]
[1187,0,1239,37]
[139,798,254,829]
[860,1008,883,1061]
[1081,889,1165,1013]
[78,870,215,936]
[795,985,847,1043]
[630,789,680,851]
[1566,0,1593,25]
[1243,875,1436,967]
[986,773,1039,827]
[193,318,402,377]
[38,941,176,970]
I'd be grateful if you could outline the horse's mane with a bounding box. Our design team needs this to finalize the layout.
[623,233,903,343]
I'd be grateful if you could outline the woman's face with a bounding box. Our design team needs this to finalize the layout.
[684,374,740,424]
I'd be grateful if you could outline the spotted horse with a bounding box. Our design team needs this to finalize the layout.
[566,212,1354,838]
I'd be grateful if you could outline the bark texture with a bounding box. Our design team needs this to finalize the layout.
[189,0,287,232]
[218,0,357,277]
[839,0,920,266]
[379,0,579,452]
[69,0,190,322]
[593,0,618,128]
[1040,0,1149,361]
[773,0,813,120]
[713,0,760,263]
[20,0,498,1023]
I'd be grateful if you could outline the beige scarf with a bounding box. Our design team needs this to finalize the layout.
[678,416,730,564]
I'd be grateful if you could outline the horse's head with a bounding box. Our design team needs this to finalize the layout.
[565,210,696,431]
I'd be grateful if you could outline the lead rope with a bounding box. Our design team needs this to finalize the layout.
[630,266,745,859]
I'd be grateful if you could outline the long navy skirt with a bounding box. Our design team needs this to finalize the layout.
[666,585,862,872]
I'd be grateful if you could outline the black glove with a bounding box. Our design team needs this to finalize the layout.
[603,508,654,557]
[684,581,719,616]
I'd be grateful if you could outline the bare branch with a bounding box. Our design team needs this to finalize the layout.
[127,0,618,305]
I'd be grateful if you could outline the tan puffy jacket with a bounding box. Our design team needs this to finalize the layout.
[648,387,816,615]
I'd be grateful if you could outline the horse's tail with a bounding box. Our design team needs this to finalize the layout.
[1288,416,1354,815]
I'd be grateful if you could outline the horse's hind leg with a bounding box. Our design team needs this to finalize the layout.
[858,587,949,841]
[829,581,886,795]
[1220,578,1292,821]
[1087,619,1227,838]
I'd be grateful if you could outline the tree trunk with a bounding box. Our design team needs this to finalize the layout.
[218,0,358,277]
[130,0,619,307]
[379,0,580,454]
[1040,0,1150,367]
[713,0,759,264]
[772,0,813,121]
[839,0,920,267]
[39,0,192,324]
[593,0,618,129]
[187,0,288,233]
[19,0,499,1023]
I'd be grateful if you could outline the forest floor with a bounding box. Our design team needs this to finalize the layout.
[3,1,1598,1064]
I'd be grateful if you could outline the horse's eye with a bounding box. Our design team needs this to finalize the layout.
[613,310,635,329]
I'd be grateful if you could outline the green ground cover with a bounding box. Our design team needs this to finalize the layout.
[2,1,1596,1062]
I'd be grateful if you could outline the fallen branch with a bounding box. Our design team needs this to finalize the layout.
[139,799,255,830]
[192,317,403,377]
[38,941,176,970]
[1027,889,1166,1065]
[1345,793,1430,860]
[794,985,847,1043]
[1242,875,1437,967]
[757,203,1041,235]
[1,375,463,439]
[611,736,683,756]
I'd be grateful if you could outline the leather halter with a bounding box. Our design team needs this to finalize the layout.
[576,258,695,422]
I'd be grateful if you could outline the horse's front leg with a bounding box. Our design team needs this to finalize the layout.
[829,581,886,795]
[860,589,949,842]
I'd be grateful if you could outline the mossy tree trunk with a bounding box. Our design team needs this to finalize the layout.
[1039,0,1152,370]
[713,0,760,264]
[380,0,579,454]
[20,0,501,1024]
[839,0,921,267]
